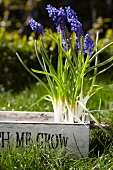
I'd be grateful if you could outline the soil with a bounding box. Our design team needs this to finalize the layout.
[90,121,112,130]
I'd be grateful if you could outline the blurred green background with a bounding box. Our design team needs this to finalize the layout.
[0,0,113,91]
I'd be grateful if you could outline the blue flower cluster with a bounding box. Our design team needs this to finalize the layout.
[46,5,84,52]
[46,5,67,34]
[29,5,94,55]
[65,6,84,51]
[65,7,83,36]
[46,4,69,50]
[29,18,45,35]
[84,34,94,56]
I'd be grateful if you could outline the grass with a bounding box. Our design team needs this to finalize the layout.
[0,75,113,169]
[0,142,113,169]
[0,82,53,112]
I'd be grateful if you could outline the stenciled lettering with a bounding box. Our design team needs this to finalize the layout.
[59,134,68,147]
[36,133,68,149]
[26,132,32,145]
[0,131,69,149]
[16,132,31,147]
[0,132,10,148]
[36,133,44,145]
[51,134,59,149]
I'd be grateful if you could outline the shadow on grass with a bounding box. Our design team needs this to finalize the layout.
[89,128,113,157]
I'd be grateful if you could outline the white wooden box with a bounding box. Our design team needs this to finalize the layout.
[0,111,90,158]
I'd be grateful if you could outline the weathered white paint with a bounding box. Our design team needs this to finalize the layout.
[0,111,54,122]
[0,111,90,158]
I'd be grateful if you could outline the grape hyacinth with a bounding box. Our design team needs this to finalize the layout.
[65,6,83,37]
[84,34,94,56]
[46,4,67,33]
[65,6,84,51]
[46,4,70,50]
[29,18,45,35]
[29,5,94,54]
[19,4,113,124]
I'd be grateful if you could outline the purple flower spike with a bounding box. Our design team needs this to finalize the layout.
[65,6,78,24]
[46,4,70,50]
[65,6,83,51]
[65,6,83,37]
[46,4,67,33]
[29,18,45,35]
[84,34,94,56]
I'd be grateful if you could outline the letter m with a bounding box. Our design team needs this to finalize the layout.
[16,132,24,147]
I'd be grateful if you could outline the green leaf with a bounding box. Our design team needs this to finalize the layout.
[86,56,113,74]
[89,42,113,63]
[16,53,52,96]
[31,69,65,94]
[77,100,106,132]
[28,94,49,110]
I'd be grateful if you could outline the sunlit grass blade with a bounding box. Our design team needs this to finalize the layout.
[57,36,63,80]
[77,100,106,132]
[34,40,45,70]
[31,69,65,93]
[16,53,52,96]
[89,42,113,63]
[94,63,113,77]
[90,83,113,97]
[86,55,113,74]
[88,32,99,96]
[28,94,49,110]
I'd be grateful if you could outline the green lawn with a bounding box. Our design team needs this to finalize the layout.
[0,142,113,170]
[0,77,113,169]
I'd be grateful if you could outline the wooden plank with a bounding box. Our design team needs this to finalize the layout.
[0,111,90,158]
[0,111,54,122]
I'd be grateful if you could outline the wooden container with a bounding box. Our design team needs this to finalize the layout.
[0,111,90,158]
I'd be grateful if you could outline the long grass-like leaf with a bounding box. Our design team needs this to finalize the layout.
[28,94,49,110]
[86,56,113,74]
[80,55,90,78]
[89,42,113,63]
[95,63,113,76]
[31,69,66,93]
[57,36,63,80]
[46,31,58,44]
[90,83,113,97]
[34,40,45,70]
[88,32,99,96]
[40,46,55,97]
[35,39,58,98]
[77,100,106,132]
[16,53,52,96]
